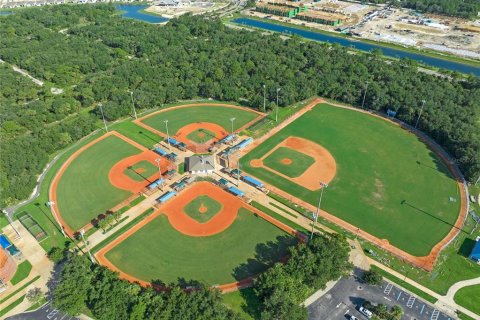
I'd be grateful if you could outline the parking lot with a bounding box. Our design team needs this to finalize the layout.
[6,300,77,320]
[308,273,454,320]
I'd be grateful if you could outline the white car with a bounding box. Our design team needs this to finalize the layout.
[349,315,358,320]
[359,307,373,319]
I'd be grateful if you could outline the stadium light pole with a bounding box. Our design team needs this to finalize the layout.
[310,182,328,241]
[46,201,66,238]
[2,209,20,239]
[275,87,281,122]
[361,80,369,110]
[164,120,170,148]
[129,91,138,119]
[263,84,266,112]
[99,103,108,133]
[80,229,95,263]
[230,117,236,135]
[155,158,164,191]
[236,154,241,187]
[415,100,426,129]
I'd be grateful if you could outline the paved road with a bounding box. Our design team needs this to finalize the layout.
[6,300,78,320]
[308,275,455,320]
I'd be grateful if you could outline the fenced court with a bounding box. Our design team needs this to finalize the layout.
[17,212,48,241]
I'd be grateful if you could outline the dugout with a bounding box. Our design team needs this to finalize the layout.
[470,238,480,263]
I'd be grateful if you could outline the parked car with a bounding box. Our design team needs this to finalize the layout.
[358,306,373,319]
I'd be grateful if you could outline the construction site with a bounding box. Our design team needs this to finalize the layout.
[246,0,480,60]
[145,0,227,18]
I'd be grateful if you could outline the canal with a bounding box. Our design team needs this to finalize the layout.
[116,5,168,24]
[233,17,479,76]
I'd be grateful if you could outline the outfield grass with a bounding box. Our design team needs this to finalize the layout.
[124,160,158,182]
[186,128,216,144]
[57,135,141,231]
[112,121,162,149]
[454,285,480,316]
[184,195,222,223]
[263,147,315,178]
[105,208,296,284]
[140,105,259,135]
[10,260,32,285]
[242,103,460,256]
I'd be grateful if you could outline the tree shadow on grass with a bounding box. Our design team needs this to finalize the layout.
[232,235,296,281]
[239,287,262,319]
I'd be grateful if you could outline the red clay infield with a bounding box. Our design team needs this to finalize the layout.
[250,136,337,191]
[242,98,468,271]
[133,103,265,153]
[49,131,173,237]
[95,181,306,292]
[174,122,227,153]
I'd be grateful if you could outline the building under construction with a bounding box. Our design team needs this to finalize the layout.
[255,1,308,18]
[295,10,344,26]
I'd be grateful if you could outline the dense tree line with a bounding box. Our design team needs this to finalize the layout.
[0,5,479,206]
[367,0,480,19]
[254,234,352,319]
[52,234,350,319]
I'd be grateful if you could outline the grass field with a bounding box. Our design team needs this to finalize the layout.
[10,260,32,285]
[112,121,163,149]
[263,147,315,178]
[56,135,141,230]
[140,105,259,135]
[242,103,460,256]
[104,208,296,284]
[454,285,480,315]
[124,160,158,182]
[186,128,216,144]
[184,195,223,223]
[223,287,260,320]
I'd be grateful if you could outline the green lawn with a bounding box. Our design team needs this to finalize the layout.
[263,147,315,178]
[184,195,223,223]
[454,285,480,316]
[141,105,259,135]
[10,260,32,285]
[223,287,261,320]
[112,121,163,149]
[105,208,296,284]
[56,134,141,231]
[186,128,216,143]
[124,160,158,182]
[242,103,460,256]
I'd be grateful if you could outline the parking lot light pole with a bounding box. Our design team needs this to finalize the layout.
[310,182,328,241]
[2,209,20,238]
[47,201,66,238]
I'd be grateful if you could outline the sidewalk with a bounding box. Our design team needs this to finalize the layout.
[0,221,53,318]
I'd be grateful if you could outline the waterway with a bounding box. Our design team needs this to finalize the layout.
[233,18,480,76]
[116,5,168,24]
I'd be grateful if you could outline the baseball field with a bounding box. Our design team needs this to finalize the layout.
[103,209,296,284]
[54,134,140,231]
[242,103,461,257]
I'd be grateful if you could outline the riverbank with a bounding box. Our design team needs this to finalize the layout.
[227,14,480,71]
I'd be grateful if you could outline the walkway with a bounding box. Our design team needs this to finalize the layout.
[444,276,480,305]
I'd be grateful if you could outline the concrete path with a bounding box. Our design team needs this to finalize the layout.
[0,221,54,319]
[444,276,480,304]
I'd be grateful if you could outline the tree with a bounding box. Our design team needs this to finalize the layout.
[363,269,383,286]
[26,287,43,304]
[47,246,64,263]
[53,254,93,315]
[391,305,404,320]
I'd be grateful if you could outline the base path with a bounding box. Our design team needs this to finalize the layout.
[49,131,166,237]
[174,122,227,154]
[251,136,336,190]
[134,103,266,153]
[95,181,305,293]
[241,98,467,271]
